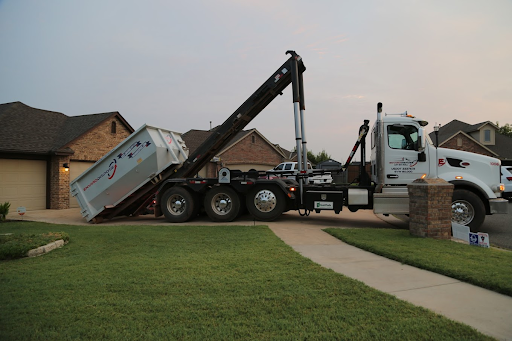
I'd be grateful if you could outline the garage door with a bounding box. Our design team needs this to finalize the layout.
[69,161,95,208]
[0,159,47,211]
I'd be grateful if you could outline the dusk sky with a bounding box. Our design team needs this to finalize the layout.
[1,0,511,163]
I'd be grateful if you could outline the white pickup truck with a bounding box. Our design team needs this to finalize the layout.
[268,162,333,184]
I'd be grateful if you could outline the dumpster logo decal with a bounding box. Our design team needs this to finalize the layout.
[83,159,118,192]
[117,141,151,159]
[108,159,117,179]
[83,140,152,192]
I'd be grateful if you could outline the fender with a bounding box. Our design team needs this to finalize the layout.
[447,179,493,214]
[440,172,497,199]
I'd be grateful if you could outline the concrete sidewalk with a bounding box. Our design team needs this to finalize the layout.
[7,208,512,340]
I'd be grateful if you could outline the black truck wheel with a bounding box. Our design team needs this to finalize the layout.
[204,186,240,222]
[161,186,196,223]
[451,189,485,232]
[246,185,285,221]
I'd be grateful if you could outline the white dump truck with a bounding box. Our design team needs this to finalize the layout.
[70,51,508,230]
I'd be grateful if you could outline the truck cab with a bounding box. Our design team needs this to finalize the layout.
[370,104,508,230]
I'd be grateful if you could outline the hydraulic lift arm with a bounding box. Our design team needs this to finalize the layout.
[173,51,306,179]
[342,119,371,186]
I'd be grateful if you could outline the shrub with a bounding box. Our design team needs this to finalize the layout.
[0,202,11,221]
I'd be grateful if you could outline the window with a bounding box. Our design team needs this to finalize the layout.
[457,137,462,147]
[111,121,117,134]
[252,135,255,143]
[284,163,293,170]
[484,129,491,142]
[387,125,419,150]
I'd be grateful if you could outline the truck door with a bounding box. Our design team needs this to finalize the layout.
[384,123,429,184]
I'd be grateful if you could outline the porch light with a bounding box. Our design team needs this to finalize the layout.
[63,163,70,172]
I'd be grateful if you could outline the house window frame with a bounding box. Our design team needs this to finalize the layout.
[111,121,117,134]
[483,129,491,143]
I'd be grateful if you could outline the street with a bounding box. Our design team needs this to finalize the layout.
[479,201,512,250]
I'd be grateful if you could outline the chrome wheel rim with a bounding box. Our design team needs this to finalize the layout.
[167,194,186,216]
[452,200,474,225]
[211,193,232,216]
[253,189,277,213]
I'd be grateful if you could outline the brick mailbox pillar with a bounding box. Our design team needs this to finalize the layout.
[407,178,454,239]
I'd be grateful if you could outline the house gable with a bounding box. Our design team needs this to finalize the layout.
[440,131,497,157]
[182,128,289,176]
[476,122,497,146]
[430,119,512,163]
[218,129,285,169]
[66,114,134,161]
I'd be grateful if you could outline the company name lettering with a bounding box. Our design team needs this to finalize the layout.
[83,160,117,191]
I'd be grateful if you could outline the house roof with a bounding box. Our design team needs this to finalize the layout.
[428,119,512,161]
[182,127,285,158]
[274,144,296,160]
[0,101,133,155]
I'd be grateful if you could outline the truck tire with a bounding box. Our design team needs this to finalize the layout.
[246,185,285,221]
[451,189,485,232]
[204,186,240,222]
[161,186,196,223]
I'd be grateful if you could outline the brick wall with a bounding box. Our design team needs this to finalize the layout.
[50,117,133,209]
[442,133,494,157]
[67,117,133,161]
[407,178,454,239]
[49,155,71,209]
[218,132,284,174]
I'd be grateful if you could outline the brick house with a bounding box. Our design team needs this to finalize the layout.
[182,127,291,177]
[428,119,512,166]
[0,102,134,212]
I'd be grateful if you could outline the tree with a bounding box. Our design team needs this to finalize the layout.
[496,122,512,138]
[307,149,331,165]
[290,147,331,165]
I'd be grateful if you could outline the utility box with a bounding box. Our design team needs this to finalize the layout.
[70,125,188,222]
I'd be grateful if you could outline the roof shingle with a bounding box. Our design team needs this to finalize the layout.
[428,119,512,161]
[0,102,130,155]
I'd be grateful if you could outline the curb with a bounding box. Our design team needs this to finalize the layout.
[27,239,66,257]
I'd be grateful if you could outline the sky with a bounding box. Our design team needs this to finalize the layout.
[1,0,511,163]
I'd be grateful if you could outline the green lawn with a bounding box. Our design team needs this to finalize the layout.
[0,231,69,260]
[325,228,512,296]
[0,222,492,340]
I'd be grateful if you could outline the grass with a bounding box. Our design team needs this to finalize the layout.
[325,228,512,296]
[0,231,69,260]
[0,222,493,340]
